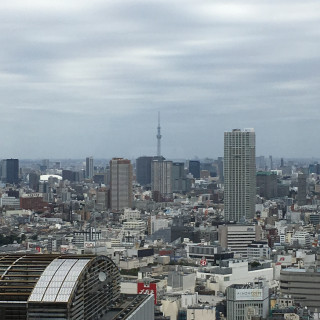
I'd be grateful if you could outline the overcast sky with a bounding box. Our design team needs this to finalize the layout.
[0,0,319,159]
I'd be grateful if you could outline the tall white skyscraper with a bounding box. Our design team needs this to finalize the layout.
[86,157,94,179]
[224,129,256,222]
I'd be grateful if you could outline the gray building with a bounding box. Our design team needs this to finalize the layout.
[136,156,153,186]
[224,129,256,222]
[86,156,94,179]
[226,281,269,320]
[247,241,270,260]
[218,224,261,258]
[172,162,190,193]
[297,172,307,206]
[110,158,133,211]
[256,171,278,199]
[1,159,19,184]
[151,160,172,200]
[188,160,200,179]
[280,268,320,311]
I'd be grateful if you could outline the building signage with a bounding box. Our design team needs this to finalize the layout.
[137,282,157,304]
[22,193,43,198]
[235,289,263,301]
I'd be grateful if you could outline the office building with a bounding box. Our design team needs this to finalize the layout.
[188,160,200,179]
[224,129,256,222]
[110,158,133,211]
[216,156,224,182]
[86,156,94,179]
[1,159,19,184]
[226,281,269,320]
[172,162,190,193]
[28,172,40,191]
[280,268,320,311]
[247,241,270,260]
[256,171,278,199]
[186,243,233,264]
[136,156,153,186]
[151,160,172,201]
[218,224,261,258]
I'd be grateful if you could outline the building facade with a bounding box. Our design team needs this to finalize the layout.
[136,156,153,186]
[218,224,261,258]
[256,171,278,199]
[226,281,269,320]
[85,156,94,179]
[297,172,307,206]
[224,129,256,222]
[110,158,133,211]
[280,268,320,311]
[151,160,172,200]
[188,160,200,179]
[1,159,19,184]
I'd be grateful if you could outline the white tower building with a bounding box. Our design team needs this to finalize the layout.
[224,129,256,222]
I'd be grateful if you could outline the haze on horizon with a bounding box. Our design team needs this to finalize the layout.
[0,0,319,160]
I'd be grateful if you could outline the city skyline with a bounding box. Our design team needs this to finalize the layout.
[0,0,320,159]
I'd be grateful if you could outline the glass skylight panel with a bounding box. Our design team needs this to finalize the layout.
[28,258,92,303]
[55,294,69,302]
[42,294,57,302]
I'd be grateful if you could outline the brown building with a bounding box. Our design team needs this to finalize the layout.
[20,193,48,212]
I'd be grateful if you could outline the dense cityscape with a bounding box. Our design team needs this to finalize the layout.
[0,122,320,319]
[1,0,320,319]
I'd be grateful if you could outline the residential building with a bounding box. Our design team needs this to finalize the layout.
[86,156,94,179]
[297,172,307,206]
[224,129,256,221]
[290,231,311,247]
[172,162,189,193]
[110,158,133,211]
[151,159,172,201]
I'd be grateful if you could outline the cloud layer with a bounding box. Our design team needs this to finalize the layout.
[0,0,319,159]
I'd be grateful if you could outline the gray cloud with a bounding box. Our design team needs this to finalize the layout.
[0,0,319,159]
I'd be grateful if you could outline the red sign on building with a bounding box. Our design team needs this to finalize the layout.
[137,282,157,304]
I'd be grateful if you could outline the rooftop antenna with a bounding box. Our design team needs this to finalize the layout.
[157,112,162,157]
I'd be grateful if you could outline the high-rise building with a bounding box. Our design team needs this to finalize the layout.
[110,158,133,211]
[151,160,172,200]
[188,160,200,179]
[172,162,189,193]
[224,129,256,222]
[136,156,153,186]
[256,171,278,199]
[85,156,94,179]
[297,172,307,206]
[1,159,19,184]
[28,172,39,191]
[157,112,162,157]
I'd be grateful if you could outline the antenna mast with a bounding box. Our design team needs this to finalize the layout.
[157,112,162,157]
